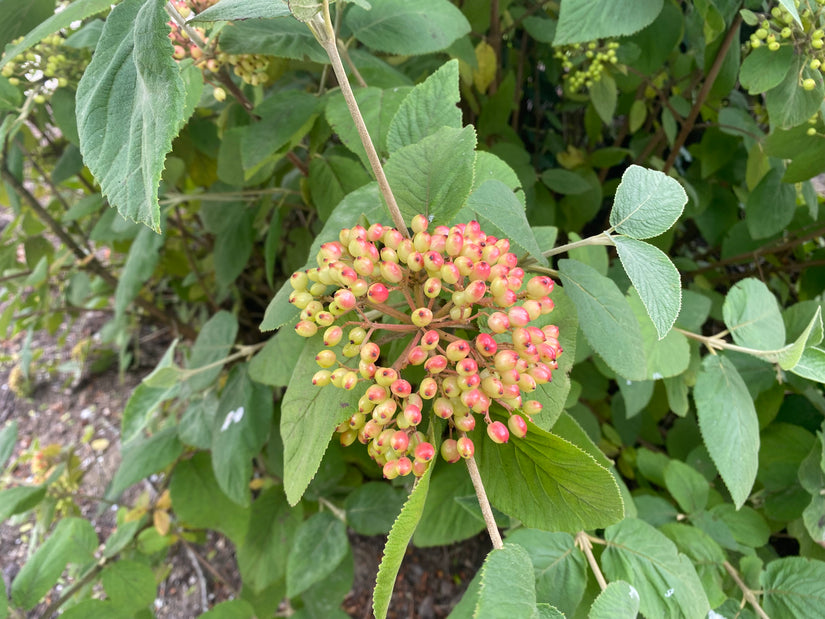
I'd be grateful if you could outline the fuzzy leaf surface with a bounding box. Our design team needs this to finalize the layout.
[761,557,825,618]
[474,544,540,618]
[609,165,687,239]
[589,581,641,619]
[286,511,348,597]
[723,278,786,351]
[190,0,290,21]
[554,0,664,44]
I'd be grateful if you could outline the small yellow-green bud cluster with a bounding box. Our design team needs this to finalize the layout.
[1,34,89,102]
[554,40,621,93]
[287,215,562,479]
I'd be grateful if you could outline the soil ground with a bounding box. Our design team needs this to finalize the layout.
[0,312,487,618]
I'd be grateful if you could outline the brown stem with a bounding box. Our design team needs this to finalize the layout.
[663,13,743,173]
[723,561,771,619]
[172,207,220,313]
[489,0,502,94]
[465,453,503,549]
[42,561,106,618]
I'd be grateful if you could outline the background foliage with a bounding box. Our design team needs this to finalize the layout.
[2,0,825,617]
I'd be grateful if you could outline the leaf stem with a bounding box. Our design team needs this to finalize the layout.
[723,560,771,619]
[575,531,608,591]
[314,1,408,236]
[465,454,503,550]
[543,232,614,258]
[673,327,783,361]
[42,559,106,618]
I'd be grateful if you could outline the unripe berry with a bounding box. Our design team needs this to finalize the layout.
[421,330,440,350]
[312,370,332,386]
[391,430,410,452]
[487,312,510,334]
[362,419,382,440]
[487,421,510,444]
[390,378,412,398]
[413,231,431,253]
[407,251,425,272]
[419,377,439,399]
[433,397,454,419]
[397,456,413,477]
[412,307,433,327]
[424,276,442,298]
[366,384,389,403]
[411,214,429,233]
[323,326,343,347]
[441,262,461,284]
[342,343,362,358]
[453,412,476,432]
[375,367,399,386]
[803,77,817,90]
[379,261,404,283]
[523,400,543,416]
[289,290,314,309]
[465,280,487,303]
[523,300,542,321]
[424,355,448,374]
[383,460,399,479]
[407,345,428,365]
[290,271,309,290]
[372,399,397,424]
[446,339,471,361]
[508,414,528,439]
[445,230,464,256]
[457,372,481,391]
[383,228,404,249]
[456,436,475,459]
[349,327,367,344]
[359,361,377,379]
[360,342,381,362]
[456,358,478,376]
[340,429,358,446]
[441,438,461,463]
[315,349,336,368]
[454,256,474,277]
[494,350,519,372]
[481,375,504,398]
[414,441,435,462]
[508,306,531,327]
[412,459,430,477]
[475,333,498,356]
[403,403,422,426]
[330,367,349,388]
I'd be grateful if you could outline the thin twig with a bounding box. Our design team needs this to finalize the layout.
[723,560,771,619]
[42,560,106,618]
[576,531,607,591]
[465,454,503,550]
[183,543,210,613]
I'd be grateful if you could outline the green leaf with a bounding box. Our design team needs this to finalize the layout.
[462,180,548,265]
[0,0,65,62]
[387,59,462,152]
[325,86,412,169]
[214,205,255,289]
[627,288,690,379]
[474,411,624,532]
[121,342,180,442]
[792,347,825,383]
[115,225,164,320]
[107,427,183,498]
[169,452,250,544]
[739,45,794,94]
[237,487,302,593]
[101,560,157,611]
[590,73,617,125]
[799,436,825,543]
[613,235,681,339]
[249,326,305,388]
[723,278,786,351]
[308,154,372,221]
[373,462,433,619]
[190,0,290,22]
[218,18,327,63]
[384,125,476,227]
[345,0,470,55]
[413,464,484,547]
[589,580,641,619]
[664,459,708,514]
[554,0,663,44]
[11,518,98,610]
[765,55,825,130]
[0,485,48,521]
[506,529,587,617]
[541,168,593,195]
[211,365,272,506]
[286,511,349,598]
[0,419,17,469]
[281,341,367,505]
[659,523,726,608]
[0,75,21,111]
[76,0,187,231]
[694,355,759,509]
[779,307,823,371]
[777,0,804,27]
[608,165,688,239]
[601,518,711,619]
[344,482,407,536]
[474,544,539,618]
[558,259,647,381]
[186,311,238,392]
[746,167,797,239]
[761,557,825,618]
[199,599,256,619]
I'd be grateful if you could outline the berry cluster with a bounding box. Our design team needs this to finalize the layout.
[168,0,271,90]
[747,1,825,91]
[553,40,620,93]
[289,215,562,479]
[1,34,89,102]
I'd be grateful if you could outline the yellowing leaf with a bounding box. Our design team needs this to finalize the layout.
[473,41,497,93]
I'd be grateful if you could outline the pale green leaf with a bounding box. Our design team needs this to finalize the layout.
[186,311,238,392]
[609,165,688,239]
[190,0,290,22]
[462,180,548,265]
[761,557,825,618]
[76,0,187,231]
[218,18,328,63]
[590,73,617,125]
[739,45,793,94]
[601,518,711,619]
[589,580,641,619]
[346,0,470,55]
[286,511,348,597]
[107,427,182,498]
[413,464,484,547]
[114,225,164,319]
[11,518,98,610]
[308,154,371,221]
[694,355,759,508]
[722,278,785,351]
[627,288,690,379]
[121,341,180,443]
[373,462,434,619]
[664,459,708,514]
[248,326,305,388]
[473,151,524,203]
[554,0,664,44]
[387,59,462,152]
[474,544,538,618]
[745,167,796,239]
[541,168,593,195]
[613,235,681,339]
[474,411,624,532]
[0,485,48,521]
[777,0,803,27]
[558,259,647,381]
[778,307,823,371]
[0,0,111,70]
[791,347,825,383]
[199,599,255,619]
[101,561,156,611]
[0,419,17,469]
[765,55,825,129]
[384,125,476,227]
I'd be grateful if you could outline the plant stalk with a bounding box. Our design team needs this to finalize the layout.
[723,561,771,619]
[576,531,608,591]
[465,454,503,550]
[543,232,615,258]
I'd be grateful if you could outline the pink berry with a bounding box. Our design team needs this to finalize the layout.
[407,345,428,365]
[424,355,448,374]
[367,282,389,303]
[475,333,498,356]
[487,312,510,334]
[390,378,412,398]
[403,404,422,426]
[487,421,510,444]
[414,441,435,462]
[397,456,413,476]
[508,414,528,439]
[456,437,475,459]
[441,438,460,463]
[391,430,410,452]
[421,330,440,350]
[508,306,531,327]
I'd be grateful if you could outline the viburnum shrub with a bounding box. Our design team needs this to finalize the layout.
[289,214,561,477]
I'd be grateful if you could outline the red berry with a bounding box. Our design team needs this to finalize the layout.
[414,441,435,462]
[487,421,510,444]
[475,333,498,356]
[367,282,389,303]
[391,430,410,452]
[390,378,412,398]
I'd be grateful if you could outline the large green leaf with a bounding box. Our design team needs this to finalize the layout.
[344,482,407,536]
[461,180,548,266]
[413,463,485,547]
[384,125,477,227]
[190,0,290,22]
[0,0,111,69]
[792,347,825,383]
[373,462,434,619]
[745,167,797,239]
[589,581,641,619]
[0,0,53,53]
[613,235,681,339]
[185,311,238,392]
[248,326,305,388]
[218,18,327,63]
[114,225,164,320]
[199,600,256,619]
[474,411,624,532]
[76,0,187,231]
[11,518,98,610]
[107,427,183,498]
[101,560,157,612]
[286,511,348,598]
[121,342,180,442]
[0,485,48,521]
[558,259,647,381]
[345,0,470,55]
[765,55,825,130]
[281,341,366,505]
[601,518,711,619]
[627,288,690,379]
[211,365,273,506]
[608,165,687,239]
[0,419,17,469]
[308,154,372,221]
[778,306,823,371]
[506,529,587,616]
[386,59,462,152]
[474,544,541,618]
[554,0,663,44]
[694,355,759,509]
[739,45,794,94]
[722,278,786,351]
[761,557,825,618]
[799,435,825,543]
